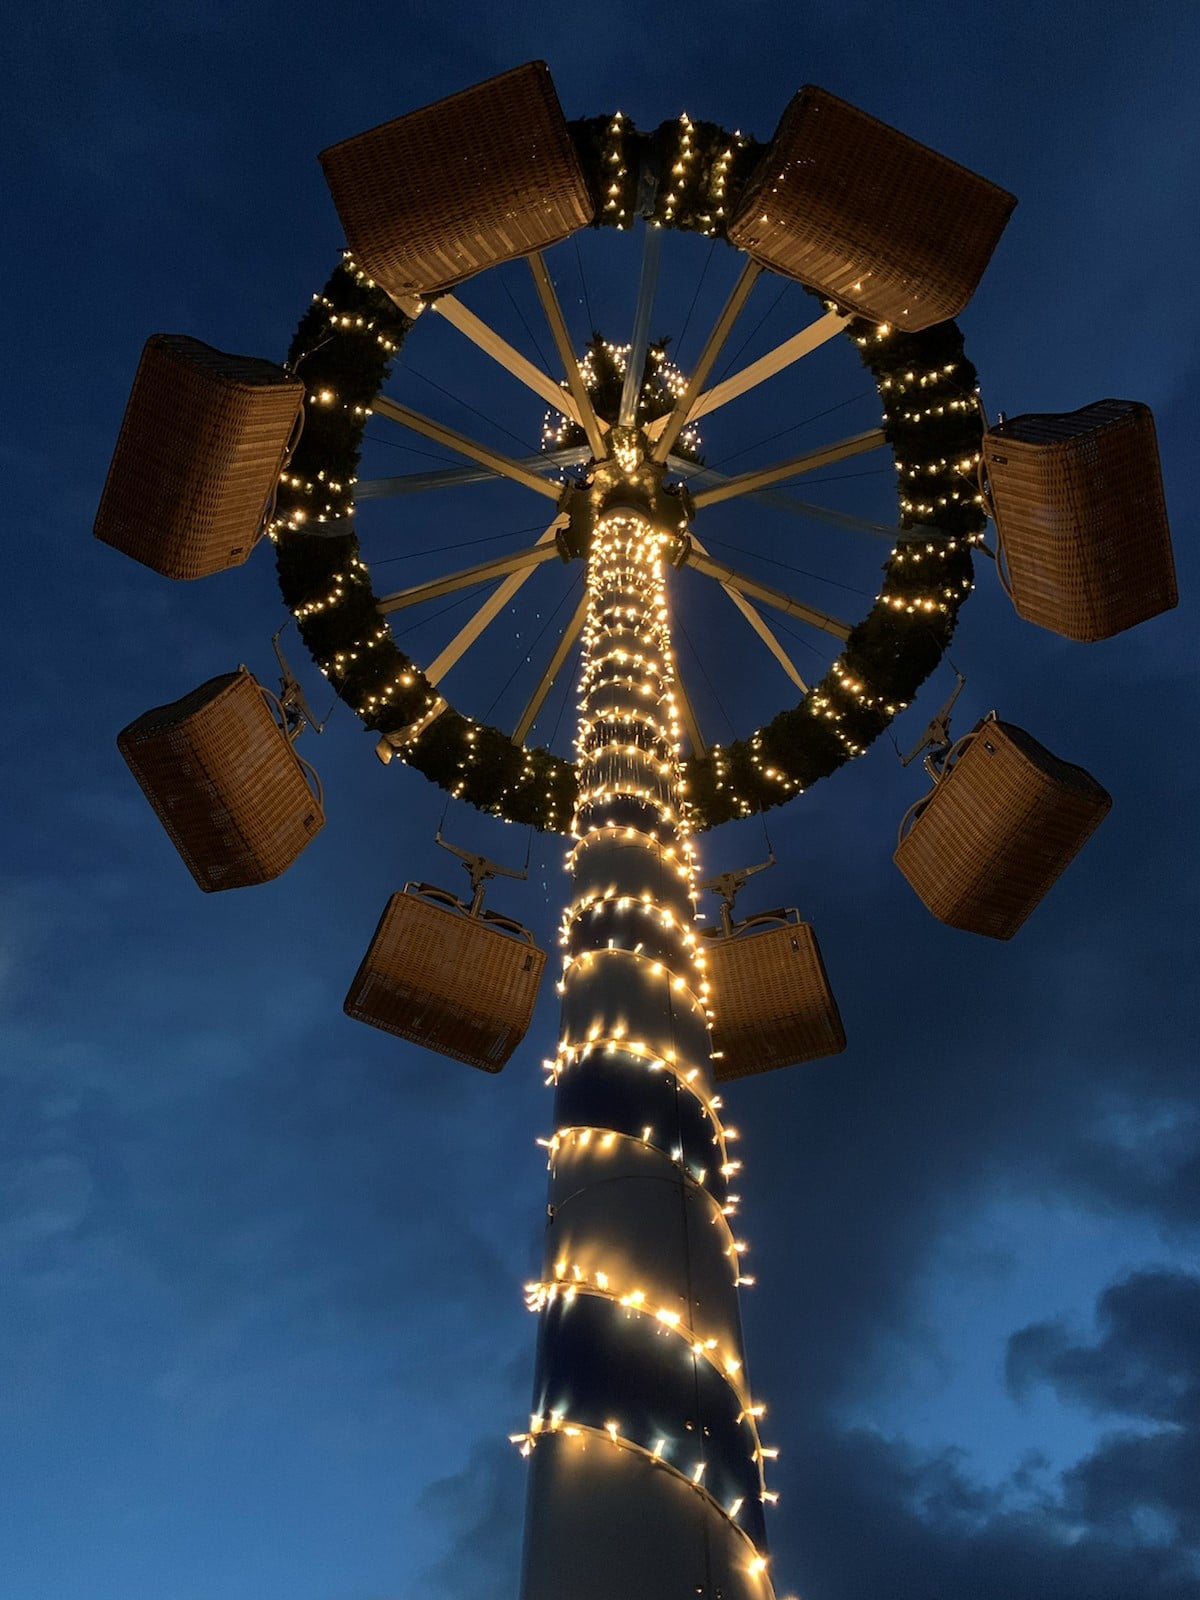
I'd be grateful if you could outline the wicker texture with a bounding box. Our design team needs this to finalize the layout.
[894,718,1111,940]
[728,86,1015,330]
[118,669,324,892]
[95,335,303,580]
[344,889,546,1071]
[705,916,845,1080]
[319,62,594,299]
[984,401,1176,641]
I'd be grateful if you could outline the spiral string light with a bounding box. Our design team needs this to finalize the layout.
[517,484,779,1597]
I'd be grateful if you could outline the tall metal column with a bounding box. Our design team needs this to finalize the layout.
[517,486,778,1600]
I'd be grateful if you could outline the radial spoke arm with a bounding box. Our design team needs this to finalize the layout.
[690,428,887,508]
[375,541,562,615]
[528,253,607,459]
[422,517,566,686]
[511,587,590,745]
[683,308,848,424]
[357,447,590,501]
[430,294,585,425]
[667,455,926,540]
[619,224,664,427]
[684,532,809,692]
[371,395,563,499]
[683,544,853,641]
[650,259,762,462]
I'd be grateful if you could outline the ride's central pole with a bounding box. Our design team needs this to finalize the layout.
[517,494,777,1600]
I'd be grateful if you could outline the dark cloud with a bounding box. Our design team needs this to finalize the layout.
[1007,1270,1200,1426]
[779,1419,1200,1600]
[414,1439,527,1600]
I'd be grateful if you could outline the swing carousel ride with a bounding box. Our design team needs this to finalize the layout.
[95,63,1176,1600]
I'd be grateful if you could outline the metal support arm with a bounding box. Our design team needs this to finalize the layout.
[372,395,563,500]
[690,429,887,508]
[683,545,852,640]
[375,542,562,615]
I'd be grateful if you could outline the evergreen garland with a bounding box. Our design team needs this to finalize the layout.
[272,113,985,833]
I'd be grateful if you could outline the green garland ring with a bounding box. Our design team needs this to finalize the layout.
[273,111,986,834]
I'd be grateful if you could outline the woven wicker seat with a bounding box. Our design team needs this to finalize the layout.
[95,335,303,580]
[118,669,324,892]
[728,86,1016,330]
[319,62,593,301]
[344,885,546,1071]
[704,912,845,1080]
[983,401,1176,641]
[894,716,1111,940]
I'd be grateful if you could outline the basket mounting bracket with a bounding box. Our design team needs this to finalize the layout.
[436,831,528,916]
[700,853,776,937]
[900,672,966,779]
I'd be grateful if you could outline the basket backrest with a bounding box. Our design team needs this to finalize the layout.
[893,717,1110,939]
[95,335,303,581]
[118,668,323,891]
[728,85,1015,329]
[344,888,546,1071]
[319,62,593,299]
[983,400,1175,642]
[705,912,845,1079]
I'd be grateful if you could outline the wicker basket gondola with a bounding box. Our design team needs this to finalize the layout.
[95,335,304,580]
[728,85,1016,331]
[894,716,1111,940]
[118,668,324,892]
[704,911,845,1080]
[983,400,1176,641]
[344,886,546,1072]
[319,61,593,301]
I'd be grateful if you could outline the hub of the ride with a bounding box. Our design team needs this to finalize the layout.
[548,339,699,566]
[557,433,694,567]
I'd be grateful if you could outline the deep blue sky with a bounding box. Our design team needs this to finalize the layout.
[4,5,1198,1598]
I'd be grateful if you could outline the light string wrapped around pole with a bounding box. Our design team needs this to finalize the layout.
[515,481,779,1600]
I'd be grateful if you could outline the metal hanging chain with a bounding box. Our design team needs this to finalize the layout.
[676,236,717,357]
[372,523,546,567]
[401,362,537,453]
[759,807,774,863]
[701,535,876,599]
[501,270,554,376]
[676,615,737,742]
[711,279,790,383]
[363,430,466,465]
[483,577,581,722]
[711,388,877,469]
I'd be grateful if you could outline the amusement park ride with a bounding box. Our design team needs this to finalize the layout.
[96,63,1175,1600]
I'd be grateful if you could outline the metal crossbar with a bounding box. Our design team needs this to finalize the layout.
[683,546,853,640]
[619,225,664,428]
[511,588,590,745]
[431,295,585,425]
[357,447,589,500]
[651,260,761,462]
[372,395,564,500]
[375,542,562,615]
[422,517,567,685]
[528,253,607,459]
[690,429,887,508]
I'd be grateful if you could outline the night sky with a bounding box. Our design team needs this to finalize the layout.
[5,4,1199,1598]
